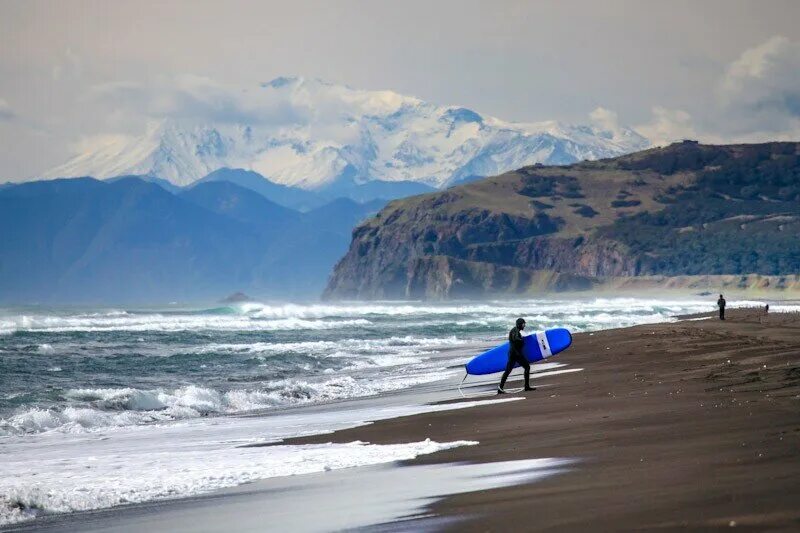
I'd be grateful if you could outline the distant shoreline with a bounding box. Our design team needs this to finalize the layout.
[5,292,798,309]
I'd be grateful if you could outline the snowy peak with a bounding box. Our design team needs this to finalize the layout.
[45,78,649,189]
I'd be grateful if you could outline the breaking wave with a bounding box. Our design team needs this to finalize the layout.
[0,369,456,436]
[2,297,790,437]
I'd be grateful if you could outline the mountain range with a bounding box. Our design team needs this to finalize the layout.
[43,77,649,191]
[5,141,799,303]
[0,176,384,303]
[324,141,800,299]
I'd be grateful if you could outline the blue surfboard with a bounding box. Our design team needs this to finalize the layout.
[465,328,573,375]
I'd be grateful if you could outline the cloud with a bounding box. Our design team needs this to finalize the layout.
[635,106,697,146]
[67,133,135,155]
[716,35,800,137]
[0,98,16,121]
[631,36,800,145]
[89,75,305,126]
[589,107,620,132]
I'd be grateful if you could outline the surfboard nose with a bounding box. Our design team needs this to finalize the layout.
[545,328,572,354]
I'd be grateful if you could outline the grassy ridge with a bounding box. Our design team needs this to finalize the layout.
[325,141,800,299]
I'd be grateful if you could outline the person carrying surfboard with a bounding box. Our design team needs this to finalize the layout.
[498,318,535,394]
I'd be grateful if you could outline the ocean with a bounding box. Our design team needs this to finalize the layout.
[0,297,782,526]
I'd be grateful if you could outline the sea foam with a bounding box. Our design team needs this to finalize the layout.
[0,398,523,526]
[0,439,477,526]
[0,367,468,436]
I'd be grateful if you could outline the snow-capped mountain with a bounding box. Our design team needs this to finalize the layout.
[45,77,649,189]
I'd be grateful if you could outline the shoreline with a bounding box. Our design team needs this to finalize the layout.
[5,308,800,531]
[291,308,800,530]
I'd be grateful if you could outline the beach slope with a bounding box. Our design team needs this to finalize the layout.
[292,309,800,530]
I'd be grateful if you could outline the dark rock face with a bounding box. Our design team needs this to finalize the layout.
[322,197,633,300]
[324,141,800,300]
[404,256,598,299]
[324,193,563,299]
[460,237,640,277]
[325,225,633,300]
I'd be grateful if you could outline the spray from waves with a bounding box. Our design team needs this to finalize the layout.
[233,299,720,319]
[407,311,680,332]
[2,298,793,335]
[1,313,372,334]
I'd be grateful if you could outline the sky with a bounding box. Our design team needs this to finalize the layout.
[1,0,799,180]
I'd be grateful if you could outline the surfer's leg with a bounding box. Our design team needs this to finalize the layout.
[519,357,533,390]
[499,357,515,389]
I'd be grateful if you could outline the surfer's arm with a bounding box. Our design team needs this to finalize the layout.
[509,329,524,350]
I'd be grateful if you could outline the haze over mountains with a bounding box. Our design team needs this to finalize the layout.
[0,175,384,303]
[42,77,649,192]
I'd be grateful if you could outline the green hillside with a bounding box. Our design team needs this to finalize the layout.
[325,141,800,299]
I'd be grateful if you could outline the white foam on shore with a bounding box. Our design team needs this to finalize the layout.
[769,304,800,313]
[0,439,477,526]
[0,397,519,526]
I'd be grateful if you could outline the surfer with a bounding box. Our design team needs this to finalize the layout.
[717,294,726,320]
[498,318,534,393]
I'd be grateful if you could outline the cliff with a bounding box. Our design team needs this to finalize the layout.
[324,141,800,299]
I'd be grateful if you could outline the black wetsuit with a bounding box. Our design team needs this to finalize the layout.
[499,326,531,389]
[718,297,726,320]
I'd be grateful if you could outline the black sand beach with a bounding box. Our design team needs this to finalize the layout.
[290,309,800,531]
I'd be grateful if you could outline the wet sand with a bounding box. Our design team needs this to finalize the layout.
[289,309,800,530]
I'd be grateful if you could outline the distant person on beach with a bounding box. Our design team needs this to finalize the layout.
[717,294,726,320]
[765,304,769,314]
[498,318,534,393]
